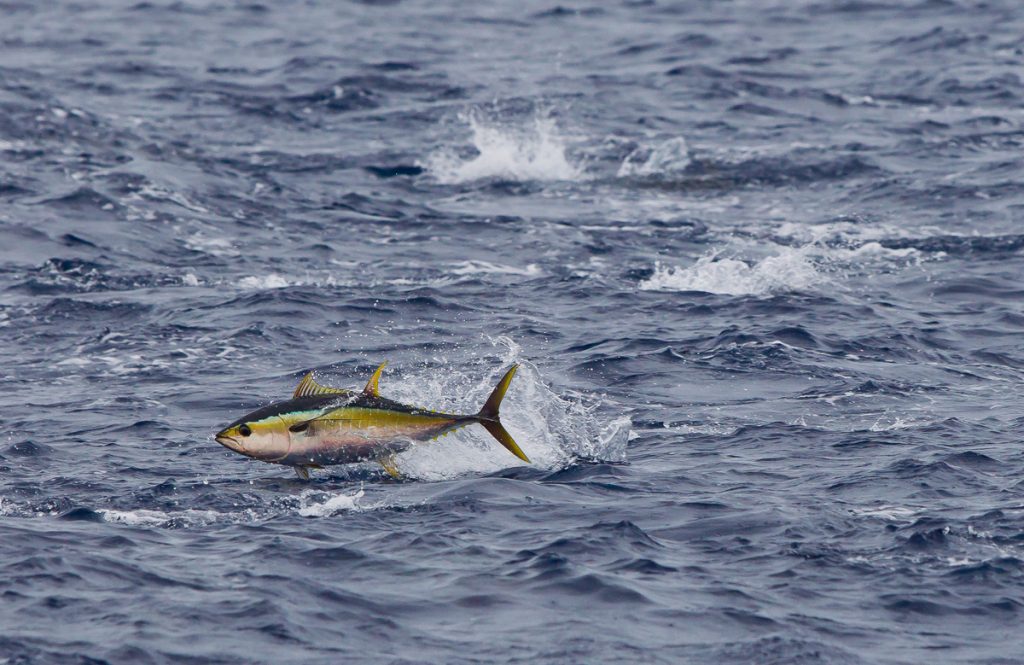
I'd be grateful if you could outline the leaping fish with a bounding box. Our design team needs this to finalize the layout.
[214,363,529,479]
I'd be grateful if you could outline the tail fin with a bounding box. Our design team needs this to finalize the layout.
[477,365,530,463]
[480,420,530,463]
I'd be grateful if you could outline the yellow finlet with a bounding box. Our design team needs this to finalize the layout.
[363,361,388,397]
[293,371,353,399]
[379,455,401,480]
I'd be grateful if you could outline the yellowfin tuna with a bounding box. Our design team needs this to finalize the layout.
[215,364,529,479]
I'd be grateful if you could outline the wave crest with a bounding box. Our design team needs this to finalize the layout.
[640,250,822,296]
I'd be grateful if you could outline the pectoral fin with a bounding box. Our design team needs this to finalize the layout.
[363,361,387,397]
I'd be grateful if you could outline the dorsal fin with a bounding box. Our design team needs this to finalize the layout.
[293,371,353,399]
[363,361,387,397]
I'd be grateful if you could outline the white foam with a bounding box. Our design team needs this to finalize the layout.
[639,230,926,297]
[234,272,356,291]
[296,488,365,517]
[966,524,992,539]
[640,249,822,296]
[448,260,542,278]
[850,505,919,521]
[100,508,222,527]
[830,241,919,260]
[137,183,209,213]
[869,415,917,431]
[617,137,691,177]
[184,234,237,257]
[238,274,292,289]
[1,490,369,526]
[423,112,580,184]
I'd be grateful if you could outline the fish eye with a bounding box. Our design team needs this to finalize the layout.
[238,424,252,437]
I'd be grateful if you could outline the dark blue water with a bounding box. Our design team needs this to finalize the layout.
[3,1,1024,662]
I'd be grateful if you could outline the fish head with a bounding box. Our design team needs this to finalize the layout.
[214,422,250,454]
[215,406,296,462]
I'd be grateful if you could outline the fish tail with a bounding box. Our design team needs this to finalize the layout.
[476,365,530,463]
[479,419,530,463]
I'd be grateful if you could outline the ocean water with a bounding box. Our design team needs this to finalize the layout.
[2,1,1024,663]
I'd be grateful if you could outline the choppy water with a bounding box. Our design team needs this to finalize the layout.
[3,1,1024,663]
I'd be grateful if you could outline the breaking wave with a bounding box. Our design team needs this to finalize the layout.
[641,250,822,296]
[641,239,922,296]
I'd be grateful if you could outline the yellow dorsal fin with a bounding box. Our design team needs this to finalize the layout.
[363,361,387,397]
[293,371,353,399]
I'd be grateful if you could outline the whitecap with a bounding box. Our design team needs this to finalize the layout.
[448,260,542,278]
[423,111,580,184]
[850,505,919,520]
[829,241,920,260]
[640,249,823,296]
[238,274,292,289]
[99,508,222,527]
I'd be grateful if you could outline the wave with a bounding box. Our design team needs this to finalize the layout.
[230,261,543,291]
[447,260,542,278]
[640,238,921,297]
[1,486,371,526]
[640,249,822,296]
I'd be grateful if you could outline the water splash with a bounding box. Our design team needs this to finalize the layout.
[617,136,691,177]
[377,337,631,480]
[296,487,366,517]
[423,111,580,184]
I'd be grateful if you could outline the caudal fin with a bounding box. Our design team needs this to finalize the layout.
[477,365,530,463]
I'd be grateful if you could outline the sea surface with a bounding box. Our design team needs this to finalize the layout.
[2,1,1024,663]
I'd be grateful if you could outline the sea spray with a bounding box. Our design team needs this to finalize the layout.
[383,337,631,480]
[617,136,691,178]
[423,110,581,184]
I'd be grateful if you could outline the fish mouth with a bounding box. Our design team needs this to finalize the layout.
[215,433,244,453]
